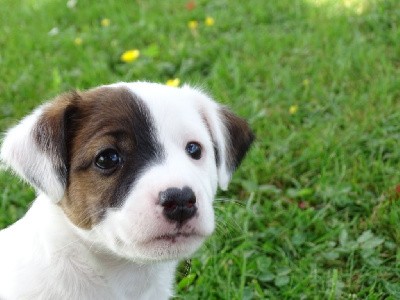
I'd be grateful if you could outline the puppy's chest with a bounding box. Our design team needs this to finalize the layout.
[18,255,172,299]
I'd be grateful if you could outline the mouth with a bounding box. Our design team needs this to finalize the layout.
[130,231,208,261]
[154,232,203,243]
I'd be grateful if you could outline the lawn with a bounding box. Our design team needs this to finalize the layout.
[1,0,400,298]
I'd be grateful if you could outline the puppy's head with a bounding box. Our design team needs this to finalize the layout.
[1,82,254,261]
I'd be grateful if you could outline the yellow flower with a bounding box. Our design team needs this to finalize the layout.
[302,78,310,87]
[188,20,198,30]
[74,37,83,46]
[166,78,180,87]
[120,49,140,63]
[101,18,111,27]
[205,16,215,26]
[289,105,299,115]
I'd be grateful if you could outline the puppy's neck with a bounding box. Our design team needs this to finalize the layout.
[22,194,177,297]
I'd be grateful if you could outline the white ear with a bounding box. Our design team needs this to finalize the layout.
[184,86,254,190]
[1,92,78,202]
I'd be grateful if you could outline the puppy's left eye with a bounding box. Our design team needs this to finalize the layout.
[185,142,202,160]
[95,149,121,170]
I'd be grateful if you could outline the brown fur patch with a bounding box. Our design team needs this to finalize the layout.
[33,92,80,190]
[35,87,164,229]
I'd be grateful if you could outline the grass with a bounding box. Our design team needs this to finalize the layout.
[1,0,400,298]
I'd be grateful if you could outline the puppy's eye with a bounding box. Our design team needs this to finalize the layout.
[95,149,121,170]
[185,142,202,160]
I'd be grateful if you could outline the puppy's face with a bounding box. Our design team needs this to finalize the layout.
[1,82,254,262]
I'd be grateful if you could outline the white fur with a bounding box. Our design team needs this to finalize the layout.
[0,82,237,299]
[1,105,66,201]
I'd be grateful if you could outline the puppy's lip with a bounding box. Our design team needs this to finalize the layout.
[155,232,198,241]
[146,231,206,244]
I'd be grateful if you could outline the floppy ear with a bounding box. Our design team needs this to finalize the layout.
[0,92,79,202]
[217,106,255,188]
[185,86,254,190]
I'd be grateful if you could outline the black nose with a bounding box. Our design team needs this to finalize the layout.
[159,186,197,224]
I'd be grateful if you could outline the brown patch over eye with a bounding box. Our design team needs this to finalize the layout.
[52,87,165,229]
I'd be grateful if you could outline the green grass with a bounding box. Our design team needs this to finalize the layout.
[1,0,400,298]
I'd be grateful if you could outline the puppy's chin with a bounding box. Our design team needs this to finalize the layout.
[117,224,212,261]
[72,221,211,263]
[125,234,207,262]
[99,236,207,264]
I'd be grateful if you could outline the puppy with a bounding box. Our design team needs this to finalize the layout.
[0,82,253,299]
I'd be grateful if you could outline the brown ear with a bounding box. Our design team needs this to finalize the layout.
[219,107,255,173]
[205,105,254,190]
[185,85,254,190]
[1,92,79,201]
[33,92,80,182]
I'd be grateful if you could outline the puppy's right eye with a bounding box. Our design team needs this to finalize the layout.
[95,149,121,170]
